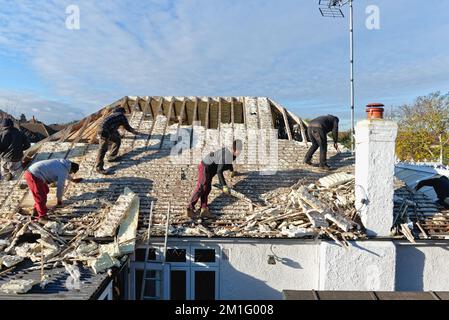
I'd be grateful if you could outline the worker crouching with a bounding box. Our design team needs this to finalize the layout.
[186,140,243,218]
[24,159,82,223]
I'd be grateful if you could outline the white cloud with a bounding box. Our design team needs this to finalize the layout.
[0,0,448,123]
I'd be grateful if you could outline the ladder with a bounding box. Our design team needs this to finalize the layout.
[140,201,171,300]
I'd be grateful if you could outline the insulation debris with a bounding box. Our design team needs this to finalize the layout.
[95,190,139,238]
[0,280,35,294]
[319,172,355,188]
[160,173,364,245]
[0,188,141,289]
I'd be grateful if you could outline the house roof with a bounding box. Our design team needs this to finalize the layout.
[1,96,448,296]
[1,96,445,242]
[394,163,449,239]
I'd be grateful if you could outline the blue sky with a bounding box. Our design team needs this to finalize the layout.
[0,0,448,128]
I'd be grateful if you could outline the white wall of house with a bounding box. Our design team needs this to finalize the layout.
[133,238,449,300]
[395,242,449,292]
[218,240,319,300]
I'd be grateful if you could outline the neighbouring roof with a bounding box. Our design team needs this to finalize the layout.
[394,163,449,239]
[20,122,57,139]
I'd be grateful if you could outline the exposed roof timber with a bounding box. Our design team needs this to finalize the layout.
[179,99,187,125]
[231,97,235,127]
[205,98,210,129]
[133,97,141,112]
[143,97,152,117]
[218,98,222,130]
[281,106,293,141]
[193,97,199,124]
[269,98,309,143]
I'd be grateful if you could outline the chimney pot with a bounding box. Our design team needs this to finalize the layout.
[366,103,385,119]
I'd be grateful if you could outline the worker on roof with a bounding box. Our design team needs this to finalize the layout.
[95,107,140,175]
[303,115,340,171]
[0,118,30,181]
[415,175,449,209]
[186,140,243,218]
[25,159,82,222]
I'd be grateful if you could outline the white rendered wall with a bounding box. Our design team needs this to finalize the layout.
[355,119,398,237]
[143,239,449,300]
[219,241,319,300]
[395,242,449,291]
[319,241,396,291]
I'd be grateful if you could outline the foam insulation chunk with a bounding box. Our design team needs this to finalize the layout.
[319,172,355,188]
[0,280,35,294]
[2,255,24,268]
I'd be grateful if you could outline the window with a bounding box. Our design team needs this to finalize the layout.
[135,248,157,262]
[166,249,187,263]
[194,249,216,263]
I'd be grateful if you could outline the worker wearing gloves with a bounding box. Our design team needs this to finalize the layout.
[95,107,139,175]
[0,118,30,181]
[25,159,82,222]
[186,140,243,218]
[303,114,340,171]
[415,176,449,208]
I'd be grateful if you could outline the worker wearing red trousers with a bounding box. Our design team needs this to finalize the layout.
[25,159,82,222]
[187,140,243,218]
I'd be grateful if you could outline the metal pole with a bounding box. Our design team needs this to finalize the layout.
[349,0,355,153]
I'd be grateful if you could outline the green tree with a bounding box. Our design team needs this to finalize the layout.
[391,92,449,164]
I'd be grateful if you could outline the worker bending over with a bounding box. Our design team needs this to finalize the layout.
[96,107,139,175]
[415,176,449,208]
[25,159,82,222]
[0,119,30,181]
[187,140,243,218]
[303,114,340,171]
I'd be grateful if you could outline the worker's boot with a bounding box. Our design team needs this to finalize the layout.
[319,164,332,172]
[200,207,214,218]
[107,155,122,162]
[304,160,313,166]
[96,167,111,175]
[186,207,196,219]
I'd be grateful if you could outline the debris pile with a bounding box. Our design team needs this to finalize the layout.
[168,172,365,244]
[0,188,139,295]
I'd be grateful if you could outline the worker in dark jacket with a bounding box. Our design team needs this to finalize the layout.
[186,140,243,218]
[303,115,340,170]
[0,118,31,181]
[415,176,449,208]
[25,159,82,222]
[95,107,139,175]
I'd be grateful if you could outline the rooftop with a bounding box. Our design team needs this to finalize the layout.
[1,96,448,296]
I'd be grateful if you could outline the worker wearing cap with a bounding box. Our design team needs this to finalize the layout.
[186,140,243,218]
[95,107,139,175]
[303,115,340,171]
[0,118,30,181]
[415,176,449,209]
[25,159,82,222]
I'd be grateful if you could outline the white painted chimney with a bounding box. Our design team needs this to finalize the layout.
[355,103,398,237]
